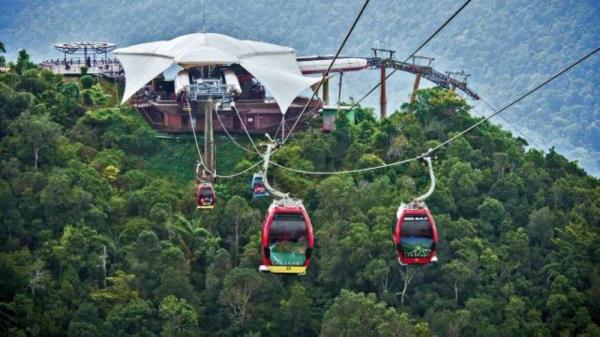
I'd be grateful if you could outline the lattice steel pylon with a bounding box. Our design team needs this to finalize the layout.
[446,70,471,92]
[371,48,396,119]
[409,55,435,104]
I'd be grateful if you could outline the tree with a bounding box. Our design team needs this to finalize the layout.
[527,207,556,246]
[0,249,37,300]
[498,228,530,282]
[167,214,217,263]
[13,49,35,75]
[0,41,6,67]
[50,225,105,294]
[356,153,385,181]
[8,112,62,170]
[105,299,158,337]
[220,268,263,329]
[80,75,93,89]
[321,290,415,337]
[442,259,474,306]
[318,222,375,290]
[430,310,470,337]
[61,81,80,101]
[478,197,509,238]
[67,302,102,337]
[447,161,482,217]
[501,295,532,337]
[204,248,232,296]
[493,152,511,177]
[275,283,318,337]
[159,295,199,337]
[90,270,139,307]
[222,196,259,263]
[489,173,525,205]
[130,231,162,298]
[88,83,109,106]
[314,175,359,223]
[153,244,196,304]
[396,265,421,306]
[464,296,500,337]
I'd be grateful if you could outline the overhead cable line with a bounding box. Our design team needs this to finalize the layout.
[271,157,416,175]
[185,96,214,176]
[232,104,262,154]
[347,0,472,111]
[282,0,371,144]
[212,159,265,178]
[214,105,261,155]
[269,47,599,175]
[479,96,545,150]
[427,47,598,153]
[186,97,264,178]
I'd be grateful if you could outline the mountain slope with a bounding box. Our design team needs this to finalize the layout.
[1,61,600,336]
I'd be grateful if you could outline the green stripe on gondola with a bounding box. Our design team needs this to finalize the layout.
[270,251,306,266]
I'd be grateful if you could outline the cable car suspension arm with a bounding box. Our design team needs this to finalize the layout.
[262,140,289,199]
[414,153,435,202]
[186,94,213,179]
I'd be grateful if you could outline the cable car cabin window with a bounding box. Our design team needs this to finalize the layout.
[199,188,213,198]
[269,213,308,266]
[400,216,434,258]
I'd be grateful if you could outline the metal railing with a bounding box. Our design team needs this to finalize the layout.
[186,79,233,103]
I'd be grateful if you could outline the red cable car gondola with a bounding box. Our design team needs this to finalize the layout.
[393,202,438,265]
[392,154,438,265]
[251,173,269,200]
[260,199,314,275]
[196,182,216,209]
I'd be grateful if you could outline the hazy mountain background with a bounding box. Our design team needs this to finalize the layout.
[1,0,599,175]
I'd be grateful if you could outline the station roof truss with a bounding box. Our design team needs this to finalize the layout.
[54,42,118,55]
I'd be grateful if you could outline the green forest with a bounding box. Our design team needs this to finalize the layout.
[1,50,599,337]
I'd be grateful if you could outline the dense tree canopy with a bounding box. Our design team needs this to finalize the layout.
[0,54,599,337]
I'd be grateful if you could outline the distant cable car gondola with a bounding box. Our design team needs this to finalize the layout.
[196,182,216,209]
[251,173,269,199]
[260,199,314,274]
[392,154,438,265]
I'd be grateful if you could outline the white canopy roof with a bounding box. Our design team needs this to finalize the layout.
[114,33,320,114]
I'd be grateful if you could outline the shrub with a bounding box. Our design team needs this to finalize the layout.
[80,74,93,89]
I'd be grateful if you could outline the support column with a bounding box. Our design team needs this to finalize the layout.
[323,77,330,105]
[380,65,387,120]
[204,98,215,180]
[338,72,343,104]
[280,115,285,143]
[410,73,422,105]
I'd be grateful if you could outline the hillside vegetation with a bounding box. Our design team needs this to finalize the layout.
[0,52,599,337]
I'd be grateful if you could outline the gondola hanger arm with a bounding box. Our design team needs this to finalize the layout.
[414,149,435,202]
[195,162,204,181]
[262,139,289,200]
